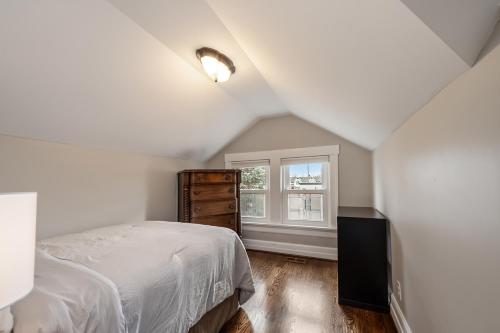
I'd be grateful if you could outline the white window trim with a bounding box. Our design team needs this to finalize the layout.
[225,145,339,229]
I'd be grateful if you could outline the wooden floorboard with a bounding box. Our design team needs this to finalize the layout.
[222,250,397,333]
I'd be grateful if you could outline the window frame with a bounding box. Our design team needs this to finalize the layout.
[282,157,330,227]
[230,160,271,223]
[225,145,339,229]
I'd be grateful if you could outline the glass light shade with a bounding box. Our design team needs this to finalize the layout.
[200,56,219,80]
[0,193,37,309]
[215,62,231,82]
[197,47,235,82]
[201,55,232,82]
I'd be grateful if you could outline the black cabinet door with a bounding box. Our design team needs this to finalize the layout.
[338,214,389,312]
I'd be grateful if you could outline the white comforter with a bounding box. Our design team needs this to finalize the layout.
[13,221,255,333]
[12,250,126,333]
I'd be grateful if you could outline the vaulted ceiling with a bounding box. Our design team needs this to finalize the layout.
[0,0,498,160]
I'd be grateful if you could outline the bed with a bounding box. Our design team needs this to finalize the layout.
[11,221,255,333]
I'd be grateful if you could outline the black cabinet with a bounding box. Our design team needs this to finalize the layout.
[337,207,390,312]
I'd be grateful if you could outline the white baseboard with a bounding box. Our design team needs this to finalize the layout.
[242,238,337,260]
[390,294,412,333]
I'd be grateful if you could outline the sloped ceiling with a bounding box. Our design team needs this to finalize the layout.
[206,0,468,150]
[401,0,500,66]
[0,0,497,160]
[0,0,255,160]
[106,0,286,117]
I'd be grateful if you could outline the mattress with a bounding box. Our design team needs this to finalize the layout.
[12,221,255,333]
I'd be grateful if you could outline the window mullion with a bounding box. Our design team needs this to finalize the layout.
[269,157,282,224]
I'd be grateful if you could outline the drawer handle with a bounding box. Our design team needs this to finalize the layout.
[194,207,201,213]
[228,187,235,193]
[224,174,231,181]
[229,203,236,209]
[193,190,201,195]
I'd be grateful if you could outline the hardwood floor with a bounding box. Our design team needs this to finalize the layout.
[222,251,397,333]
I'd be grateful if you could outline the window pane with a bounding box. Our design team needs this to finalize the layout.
[286,162,326,190]
[240,166,268,190]
[241,193,265,218]
[287,194,323,221]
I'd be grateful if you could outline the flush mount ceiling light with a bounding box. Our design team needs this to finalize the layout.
[196,47,235,83]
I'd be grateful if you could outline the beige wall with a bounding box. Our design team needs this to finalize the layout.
[208,114,373,207]
[0,135,202,239]
[373,46,500,332]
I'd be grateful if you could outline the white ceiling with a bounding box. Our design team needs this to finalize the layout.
[206,0,468,149]
[0,0,255,160]
[0,0,496,160]
[106,0,286,117]
[401,0,500,66]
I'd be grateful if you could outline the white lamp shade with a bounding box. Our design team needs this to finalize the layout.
[0,193,37,309]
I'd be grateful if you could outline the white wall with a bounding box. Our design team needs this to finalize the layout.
[0,135,202,239]
[373,46,500,332]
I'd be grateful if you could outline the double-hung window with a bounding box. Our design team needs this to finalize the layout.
[226,145,338,229]
[282,156,329,227]
[231,160,270,222]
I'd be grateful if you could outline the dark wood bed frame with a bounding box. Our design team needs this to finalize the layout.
[188,290,240,333]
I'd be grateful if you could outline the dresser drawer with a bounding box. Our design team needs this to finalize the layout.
[191,184,236,201]
[191,199,237,218]
[190,172,235,184]
[191,214,237,230]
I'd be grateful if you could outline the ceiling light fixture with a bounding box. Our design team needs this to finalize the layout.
[196,47,235,83]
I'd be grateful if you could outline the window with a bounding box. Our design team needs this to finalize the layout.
[231,160,270,221]
[282,157,329,226]
[226,145,338,229]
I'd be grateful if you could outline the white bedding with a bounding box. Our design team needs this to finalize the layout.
[13,221,255,333]
[12,250,126,333]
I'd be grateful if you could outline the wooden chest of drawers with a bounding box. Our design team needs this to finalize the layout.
[177,169,241,235]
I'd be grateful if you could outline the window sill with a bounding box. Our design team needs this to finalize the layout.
[242,221,337,238]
